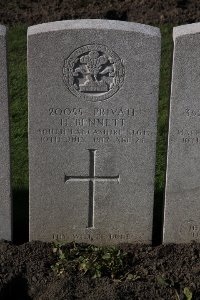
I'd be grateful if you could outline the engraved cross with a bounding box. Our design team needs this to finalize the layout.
[64,149,120,228]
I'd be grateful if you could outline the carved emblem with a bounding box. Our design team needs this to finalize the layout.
[63,44,125,101]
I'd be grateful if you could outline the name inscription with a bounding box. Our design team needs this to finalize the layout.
[37,106,155,145]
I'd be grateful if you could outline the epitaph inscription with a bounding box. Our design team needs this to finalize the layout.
[179,220,200,240]
[28,20,161,244]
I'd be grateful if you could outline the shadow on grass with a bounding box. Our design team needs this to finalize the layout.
[13,188,29,244]
[152,190,164,246]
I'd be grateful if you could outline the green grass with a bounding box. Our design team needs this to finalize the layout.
[8,25,28,190]
[8,24,173,194]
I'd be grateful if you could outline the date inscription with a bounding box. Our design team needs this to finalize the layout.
[37,106,155,145]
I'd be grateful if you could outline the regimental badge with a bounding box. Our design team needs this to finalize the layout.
[63,44,125,102]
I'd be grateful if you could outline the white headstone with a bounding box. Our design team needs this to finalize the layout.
[0,25,12,240]
[164,23,200,243]
[28,20,161,244]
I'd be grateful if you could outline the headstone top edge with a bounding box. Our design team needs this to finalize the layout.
[0,25,6,37]
[27,19,160,37]
[173,22,200,40]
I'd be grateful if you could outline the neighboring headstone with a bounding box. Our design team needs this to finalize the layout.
[164,23,200,243]
[0,25,12,240]
[28,20,161,244]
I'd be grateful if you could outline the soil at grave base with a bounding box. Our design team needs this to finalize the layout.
[1,0,200,26]
[0,241,200,300]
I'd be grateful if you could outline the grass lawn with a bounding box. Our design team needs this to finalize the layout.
[9,25,28,190]
[8,24,173,242]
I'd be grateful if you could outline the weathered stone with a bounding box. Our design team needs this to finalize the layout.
[28,20,161,244]
[0,25,12,240]
[164,23,200,243]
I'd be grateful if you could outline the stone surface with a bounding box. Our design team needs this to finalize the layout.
[164,23,200,243]
[0,25,12,241]
[28,20,161,244]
